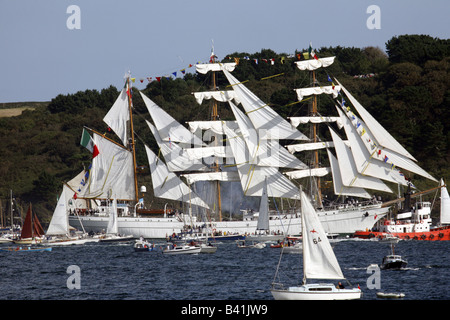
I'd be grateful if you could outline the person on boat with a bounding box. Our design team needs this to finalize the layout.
[337,282,345,289]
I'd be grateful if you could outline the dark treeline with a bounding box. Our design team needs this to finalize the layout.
[0,34,448,222]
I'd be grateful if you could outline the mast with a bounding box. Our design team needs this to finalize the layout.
[210,51,222,221]
[311,69,322,207]
[126,76,139,204]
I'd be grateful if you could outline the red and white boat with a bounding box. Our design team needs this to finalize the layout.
[354,179,450,241]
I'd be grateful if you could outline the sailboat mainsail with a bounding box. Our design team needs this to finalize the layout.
[301,190,344,280]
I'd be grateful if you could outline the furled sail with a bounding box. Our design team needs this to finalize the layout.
[145,145,210,209]
[295,56,335,71]
[77,132,135,200]
[285,167,331,180]
[196,62,237,74]
[223,69,309,141]
[193,90,240,105]
[301,190,345,280]
[188,120,239,135]
[295,85,341,101]
[103,88,129,146]
[289,116,343,129]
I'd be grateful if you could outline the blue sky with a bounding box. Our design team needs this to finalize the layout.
[1,0,448,102]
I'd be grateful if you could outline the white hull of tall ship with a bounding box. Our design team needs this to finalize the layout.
[271,284,361,300]
[68,203,387,239]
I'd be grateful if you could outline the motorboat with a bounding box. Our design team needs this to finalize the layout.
[162,243,201,255]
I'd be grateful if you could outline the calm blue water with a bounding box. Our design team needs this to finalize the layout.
[0,239,448,300]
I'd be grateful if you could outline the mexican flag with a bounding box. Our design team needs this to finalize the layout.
[80,128,99,158]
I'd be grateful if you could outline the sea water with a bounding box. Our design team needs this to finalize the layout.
[0,239,448,300]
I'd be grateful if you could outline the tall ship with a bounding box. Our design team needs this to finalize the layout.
[66,46,437,239]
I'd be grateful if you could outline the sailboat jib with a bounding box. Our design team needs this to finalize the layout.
[329,128,393,194]
[223,69,309,141]
[77,132,136,201]
[326,149,372,199]
[338,97,437,182]
[195,62,237,74]
[301,191,345,280]
[295,56,335,71]
[145,145,210,209]
[336,79,417,162]
[140,91,205,146]
[229,101,307,170]
[336,107,408,186]
[103,88,130,146]
[441,179,450,225]
[146,120,207,172]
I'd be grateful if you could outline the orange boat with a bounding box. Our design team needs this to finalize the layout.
[354,180,450,241]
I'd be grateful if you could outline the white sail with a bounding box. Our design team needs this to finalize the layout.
[78,133,135,200]
[326,149,371,199]
[329,128,392,194]
[256,178,269,231]
[106,198,118,235]
[103,88,129,146]
[146,120,207,172]
[301,190,345,280]
[223,69,309,141]
[145,145,210,209]
[188,120,239,135]
[337,107,408,186]
[289,116,343,129]
[287,141,335,154]
[195,62,236,74]
[181,171,240,184]
[285,167,331,180]
[441,179,450,224]
[193,90,240,105]
[140,91,204,146]
[295,85,341,101]
[295,56,335,71]
[340,99,437,182]
[229,101,307,169]
[337,79,416,161]
[223,123,300,199]
[46,185,71,236]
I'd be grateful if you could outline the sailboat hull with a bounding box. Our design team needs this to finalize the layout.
[69,204,387,239]
[271,284,361,300]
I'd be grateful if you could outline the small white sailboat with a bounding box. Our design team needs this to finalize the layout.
[42,185,99,246]
[271,191,361,300]
[99,198,134,242]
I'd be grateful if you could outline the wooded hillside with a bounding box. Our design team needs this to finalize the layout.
[0,35,448,223]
